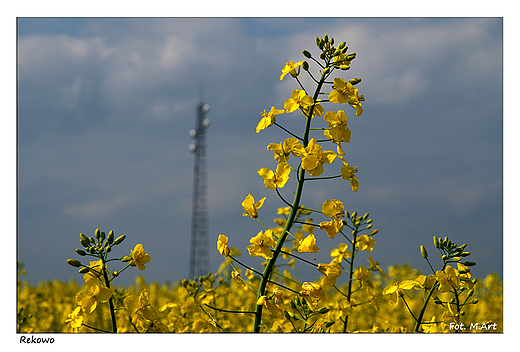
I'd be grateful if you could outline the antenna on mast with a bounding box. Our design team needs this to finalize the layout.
[188,90,210,279]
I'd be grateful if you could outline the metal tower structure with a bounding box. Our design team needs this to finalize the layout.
[188,101,210,279]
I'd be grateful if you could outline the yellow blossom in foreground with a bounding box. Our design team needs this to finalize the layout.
[242,194,266,219]
[322,199,345,219]
[436,265,460,293]
[65,306,83,332]
[300,282,325,310]
[284,89,314,113]
[415,274,436,291]
[131,244,151,271]
[75,278,112,314]
[368,255,384,274]
[217,234,230,257]
[319,218,343,239]
[258,162,291,190]
[356,234,376,252]
[338,155,359,192]
[323,110,351,155]
[267,137,304,163]
[256,106,285,133]
[83,259,104,281]
[301,139,337,176]
[329,77,364,116]
[317,262,342,285]
[280,60,304,80]
[297,234,320,253]
[247,230,275,260]
[354,265,374,291]
[331,243,352,262]
[124,289,157,330]
[382,280,417,305]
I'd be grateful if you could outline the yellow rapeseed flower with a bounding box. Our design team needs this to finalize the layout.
[65,306,83,332]
[300,282,325,310]
[331,243,352,262]
[301,139,337,176]
[256,106,285,133]
[323,110,351,155]
[217,234,231,257]
[75,278,112,314]
[436,265,460,293]
[297,234,320,253]
[329,77,364,116]
[257,162,291,190]
[338,155,359,192]
[82,259,104,281]
[284,89,314,113]
[130,244,151,271]
[356,234,376,252]
[267,137,304,163]
[317,262,342,285]
[382,279,416,305]
[247,230,275,260]
[280,60,304,80]
[124,289,157,329]
[241,193,266,219]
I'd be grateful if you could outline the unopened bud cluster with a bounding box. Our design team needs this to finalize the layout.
[431,236,475,267]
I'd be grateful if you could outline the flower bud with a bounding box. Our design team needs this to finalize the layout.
[289,300,297,310]
[450,256,461,262]
[67,259,81,267]
[100,230,106,242]
[462,261,476,267]
[349,78,362,86]
[257,295,267,306]
[302,61,309,71]
[283,309,292,320]
[468,289,474,297]
[302,50,312,58]
[79,267,90,274]
[471,299,479,304]
[113,234,126,245]
[79,233,90,247]
[121,255,132,262]
[112,271,119,277]
[460,252,471,257]
[320,52,326,60]
[458,243,468,251]
[345,53,356,61]
[369,229,379,236]
[324,34,329,43]
[325,321,335,328]
[433,236,439,248]
[95,228,101,240]
[420,245,428,259]
[89,236,96,244]
[107,230,114,244]
[317,307,330,314]
[75,249,86,256]
[338,41,346,49]
[333,49,342,57]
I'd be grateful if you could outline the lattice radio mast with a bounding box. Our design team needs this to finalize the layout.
[188,97,210,279]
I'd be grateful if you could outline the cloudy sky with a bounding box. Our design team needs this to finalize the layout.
[16,17,504,287]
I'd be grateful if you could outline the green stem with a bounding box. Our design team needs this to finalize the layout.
[102,264,117,333]
[253,66,330,334]
[413,281,440,332]
[343,224,358,333]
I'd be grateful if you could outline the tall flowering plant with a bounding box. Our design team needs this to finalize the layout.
[213,34,480,333]
[66,229,162,332]
[214,34,380,332]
